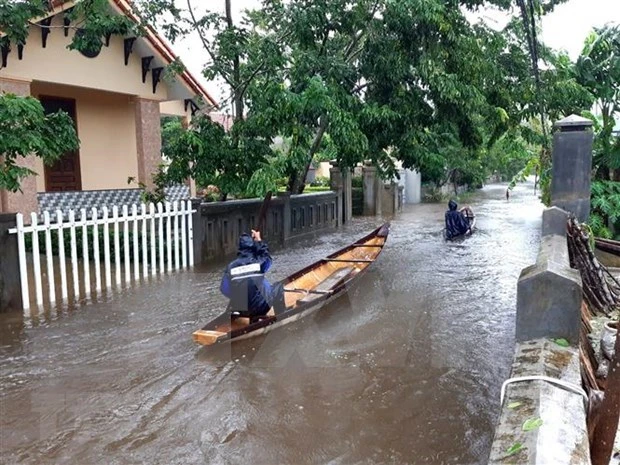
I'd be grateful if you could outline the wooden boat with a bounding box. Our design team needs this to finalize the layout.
[594,237,620,268]
[444,207,476,240]
[192,223,390,346]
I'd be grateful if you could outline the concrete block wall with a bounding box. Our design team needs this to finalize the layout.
[194,191,340,262]
[489,116,595,464]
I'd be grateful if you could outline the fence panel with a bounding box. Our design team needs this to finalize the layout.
[9,200,196,311]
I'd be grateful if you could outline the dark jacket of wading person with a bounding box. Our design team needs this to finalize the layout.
[445,200,471,240]
[220,231,285,317]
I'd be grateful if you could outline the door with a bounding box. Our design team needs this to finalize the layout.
[40,96,82,192]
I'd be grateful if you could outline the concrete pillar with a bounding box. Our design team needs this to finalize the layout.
[190,198,204,265]
[0,77,38,219]
[550,115,594,222]
[0,213,22,312]
[404,169,421,204]
[330,167,344,226]
[280,192,292,244]
[342,168,353,223]
[135,98,162,190]
[542,206,569,237]
[363,166,382,216]
[516,235,582,344]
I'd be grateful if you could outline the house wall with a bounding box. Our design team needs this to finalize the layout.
[1,15,168,100]
[30,82,139,191]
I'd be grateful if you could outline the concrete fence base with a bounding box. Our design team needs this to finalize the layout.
[516,233,582,344]
[488,339,590,464]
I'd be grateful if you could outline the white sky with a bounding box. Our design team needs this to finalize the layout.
[170,0,620,107]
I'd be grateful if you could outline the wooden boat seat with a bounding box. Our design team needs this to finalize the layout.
[297,266,354,304]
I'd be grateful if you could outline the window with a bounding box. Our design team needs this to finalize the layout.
[309,206,314,226]
[223,220,228,244]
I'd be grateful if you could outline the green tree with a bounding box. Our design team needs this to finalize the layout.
[576,25,620,178]
[0,94,79,192]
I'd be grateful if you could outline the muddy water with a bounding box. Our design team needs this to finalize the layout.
[0,182,543,465]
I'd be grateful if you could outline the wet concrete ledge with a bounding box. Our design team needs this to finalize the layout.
[488,339,590,465]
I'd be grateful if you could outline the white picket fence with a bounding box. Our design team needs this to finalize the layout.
[9,200,195,311]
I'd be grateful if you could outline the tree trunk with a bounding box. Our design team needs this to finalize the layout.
[225,0,244,122]
[287,116,328,194]
[590,327,620,465]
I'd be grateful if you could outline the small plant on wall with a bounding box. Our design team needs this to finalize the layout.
[0,93,79,192]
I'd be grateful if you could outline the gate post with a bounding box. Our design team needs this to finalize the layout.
[190,198,204,266]
[550,114,594,222]
[0,213,22,312]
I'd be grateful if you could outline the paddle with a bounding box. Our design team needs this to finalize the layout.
[254,191,272,233]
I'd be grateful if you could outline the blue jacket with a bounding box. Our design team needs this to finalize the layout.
[220,234,274,314]
[445,201,470,239]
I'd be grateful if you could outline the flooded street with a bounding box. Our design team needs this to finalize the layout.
[0,182,543,465]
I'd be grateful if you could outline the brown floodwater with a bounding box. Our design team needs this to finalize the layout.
[0,182,543,465]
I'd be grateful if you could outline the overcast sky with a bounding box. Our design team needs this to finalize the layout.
[170,0,620,108]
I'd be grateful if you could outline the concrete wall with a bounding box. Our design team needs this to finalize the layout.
[30,82,139,191]
[0,214,21,312]
[489,117,595,464]
[194,192,341,261]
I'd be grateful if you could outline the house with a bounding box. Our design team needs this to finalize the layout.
[0,0,217,218]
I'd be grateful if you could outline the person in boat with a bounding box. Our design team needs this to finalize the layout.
[220,230,286,318]
[445,199,472,239]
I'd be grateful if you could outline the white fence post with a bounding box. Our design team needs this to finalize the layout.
[157,202,164,273]
[69,210,79,299]
[149,203,156,276]
[31,212,43,307]
[102,206,112,288]
[166,202,172,272]
[181,201,187,269]
[92,207,101,292]
[81,208,91,296]
[43,211,56,305]
[15,214,30,311]
[141,203,148,278]
[56,210,68,301]
[132,204,139,280]
[188,200,195,267]
[113,206,121,286]
[123,205,130,284]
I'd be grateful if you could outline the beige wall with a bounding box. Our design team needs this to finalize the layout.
[31,82,139,191]
[1,15,168,100]
[160,100,190,119]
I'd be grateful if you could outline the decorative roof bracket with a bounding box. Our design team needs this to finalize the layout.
[152,67,164,94]
[40,17,53,48]
[1,43,9,68]
[123,37,136,65]
[142,56,154,83]
[17,43,23,60]
[184,99,200,116]
[105,33,112,47]
[63,16,71,37]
